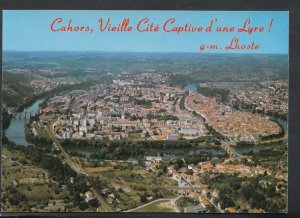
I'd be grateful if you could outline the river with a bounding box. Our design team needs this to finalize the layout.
[64,146,224,159]
[6,83,287,156]
[4,98,43,146]
[233,143,282,155]
[184,83,197,92]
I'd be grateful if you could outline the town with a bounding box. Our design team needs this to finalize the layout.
[35,73,282,143]
[2,52,288,213]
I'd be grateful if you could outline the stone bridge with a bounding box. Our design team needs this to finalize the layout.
[219,140,241,158]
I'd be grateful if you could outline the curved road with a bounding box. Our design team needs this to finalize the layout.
[125,196,182,212]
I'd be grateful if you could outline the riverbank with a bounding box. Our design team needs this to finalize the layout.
[4,98,43,146]
[64,145,225,160]
[3,80,91,130]
[232,140,285,155]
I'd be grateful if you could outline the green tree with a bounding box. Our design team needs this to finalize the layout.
[140,195,147,203]
[162,165,168,173]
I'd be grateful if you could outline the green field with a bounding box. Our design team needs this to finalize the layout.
[132,200,176,213]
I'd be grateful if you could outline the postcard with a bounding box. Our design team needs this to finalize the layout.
[1,10,288,213]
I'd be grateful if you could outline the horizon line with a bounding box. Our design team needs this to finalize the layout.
[3,50,288,55]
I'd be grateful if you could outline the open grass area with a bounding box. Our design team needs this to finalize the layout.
[132,199,176,212]
[85,166,114,173]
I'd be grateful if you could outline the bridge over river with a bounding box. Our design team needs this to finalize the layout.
[219,140,241,159]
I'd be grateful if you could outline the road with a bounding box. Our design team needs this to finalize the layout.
[46,119,113,212]
[180,176,222,213]
[45,120,87,175]
[91,187,113,212]
[170,196,182,212]
[125,196,182,212]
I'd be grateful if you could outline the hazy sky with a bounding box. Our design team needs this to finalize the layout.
[3,10,288,53]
